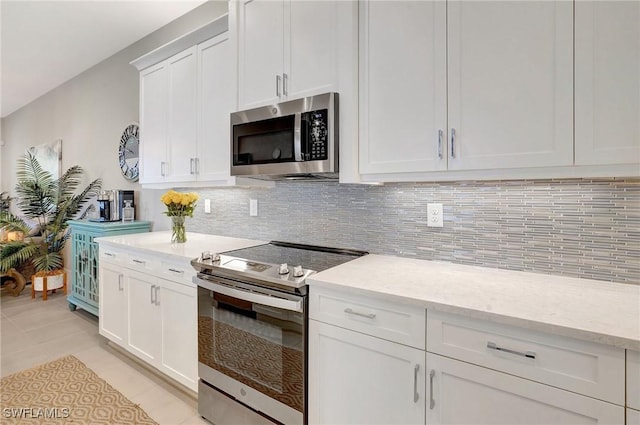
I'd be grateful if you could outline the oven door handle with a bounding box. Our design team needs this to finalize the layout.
[196,277,303,313]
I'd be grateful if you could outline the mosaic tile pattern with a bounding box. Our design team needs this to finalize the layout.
[187,178,639,284]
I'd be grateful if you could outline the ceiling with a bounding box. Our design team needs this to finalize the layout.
[1,0,207,118]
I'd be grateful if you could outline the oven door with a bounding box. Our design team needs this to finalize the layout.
[196,275,305,425]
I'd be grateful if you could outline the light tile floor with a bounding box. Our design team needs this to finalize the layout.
[0,287,208,425]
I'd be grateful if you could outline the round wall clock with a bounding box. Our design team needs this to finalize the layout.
[118,123,139,182]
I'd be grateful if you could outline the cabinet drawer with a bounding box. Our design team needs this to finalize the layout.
[160,260,195,286]
[309,286,425,349]
[629,350,640,410]
[427,310,625,405]
[100,249,125,264]
[125,254,160,272]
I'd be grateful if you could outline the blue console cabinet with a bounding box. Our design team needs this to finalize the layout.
[67,220,152,316]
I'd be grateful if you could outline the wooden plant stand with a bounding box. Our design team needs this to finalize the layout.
[31,271,67,301]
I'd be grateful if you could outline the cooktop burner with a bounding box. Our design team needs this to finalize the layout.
[192,241,368,292]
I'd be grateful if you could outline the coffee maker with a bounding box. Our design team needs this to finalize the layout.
[96,190,135,221]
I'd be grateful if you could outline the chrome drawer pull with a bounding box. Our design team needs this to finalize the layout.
[132,259,145,265]
[168,268,183,274]
[429,369,435,409]
[413,364,420,403]
[343,308,376,319]
[104,252,115,257]
[487,341,536,359]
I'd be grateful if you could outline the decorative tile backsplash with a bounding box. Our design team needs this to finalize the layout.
[188,178,639,284]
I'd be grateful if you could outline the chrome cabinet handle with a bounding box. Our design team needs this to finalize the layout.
[450,128,456,158]
[195,157,199,175]
[343,308,376,319]
[283,73,288,96]
[487,341,536,359]
[276,75,282,97]
[413,364,420,403]
[437,129,444,159]
[429,369,435,409]
[150,284,156,304]
[132,259,145,265]
[118,274,123,291]
[155,286,160,306]
[104,252,115,257]
[161,161,166,177]
[190,158,195,175]
[168,268,183,274]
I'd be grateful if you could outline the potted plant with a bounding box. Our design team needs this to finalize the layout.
[0,152,102,293]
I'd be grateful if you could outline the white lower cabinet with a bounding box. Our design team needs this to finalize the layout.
[98,250,197,392]
[309,320,425,425]
[98,261,127,345]
[127,270,162,364]
[426,353,624,425]
[629,409,640,425]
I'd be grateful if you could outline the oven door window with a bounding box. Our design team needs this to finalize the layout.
[233,115,296,165]
[198,287,304,413]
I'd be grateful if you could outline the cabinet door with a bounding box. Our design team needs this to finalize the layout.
[575,1,640,165]
[139,61,168,184]
[309,320,425,425]
[359,1,447,174]
[447,1,573,171]
[127,270,161,364]
[629,409,640,425]
[167,47,197,182]
[198,33,235,182]
[285,0,339,100]
[426,353,624,425]
[237,0,285,109]
[98,263,126,345]
[158,278,198,391]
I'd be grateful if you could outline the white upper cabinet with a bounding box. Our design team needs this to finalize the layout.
[447,1,573,171]
[198,33,236,182]
[236,0,284,109]
[133,17,262,188]
[360,1,573,178]
[139,61,169,184]
[167,46,198,183]
[359,1,447,174]
[575,1,640,166]
[234,0,343,110]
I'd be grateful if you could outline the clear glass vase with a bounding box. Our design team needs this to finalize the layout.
[171,216,187,243]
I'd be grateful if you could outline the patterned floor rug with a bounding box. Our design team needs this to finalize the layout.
[0,355,158,424]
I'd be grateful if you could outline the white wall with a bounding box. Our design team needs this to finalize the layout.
[0,0,228,226]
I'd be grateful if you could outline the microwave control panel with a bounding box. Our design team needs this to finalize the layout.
[305,109,328,161]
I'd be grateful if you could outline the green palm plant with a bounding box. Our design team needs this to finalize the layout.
[0,152,102,273]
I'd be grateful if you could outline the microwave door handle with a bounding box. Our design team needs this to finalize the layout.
[294,112,303,161]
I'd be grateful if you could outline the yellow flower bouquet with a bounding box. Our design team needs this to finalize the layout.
[161,190,199,243]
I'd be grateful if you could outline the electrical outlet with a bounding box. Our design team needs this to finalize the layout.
[204,199,211,214]
[249,199,258,217]
[427,203,443,227]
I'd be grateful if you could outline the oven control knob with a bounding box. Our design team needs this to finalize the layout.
[213,254,221,263]
[201,251,213,261]
[292,265,304,278]
[278,263,289,275]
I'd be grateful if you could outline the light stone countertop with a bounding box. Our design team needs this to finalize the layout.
[307,254,640,351]
[95,231,266,263]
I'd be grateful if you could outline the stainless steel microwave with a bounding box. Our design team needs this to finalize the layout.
[230,92,338,180]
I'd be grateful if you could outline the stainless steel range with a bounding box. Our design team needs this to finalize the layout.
[192,241,367,425]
